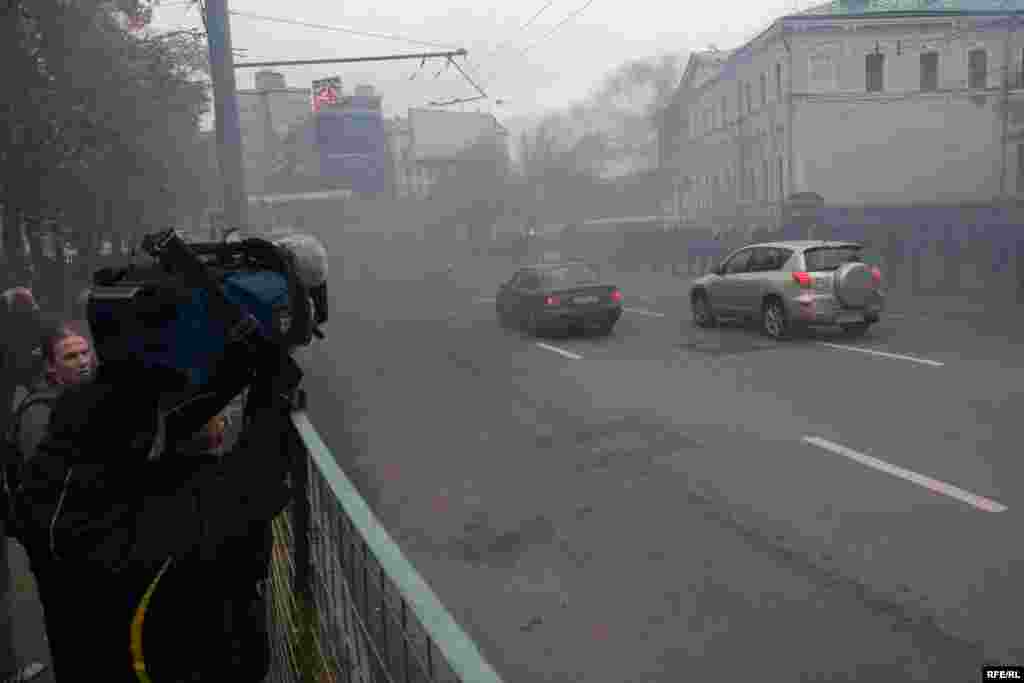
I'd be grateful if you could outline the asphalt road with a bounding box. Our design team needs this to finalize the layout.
[292,234,1024,683]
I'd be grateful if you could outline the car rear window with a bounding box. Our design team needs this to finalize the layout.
[542,264,599,287]
[803,246,863,271]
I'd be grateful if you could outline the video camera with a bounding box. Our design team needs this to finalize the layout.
[86,229,329,389]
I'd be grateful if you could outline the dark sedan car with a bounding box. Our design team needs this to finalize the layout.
[496,262,623,336]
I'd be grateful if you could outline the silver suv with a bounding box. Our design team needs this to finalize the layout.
[689,241,885,339]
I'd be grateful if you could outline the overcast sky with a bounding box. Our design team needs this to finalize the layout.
[150,0,821,132]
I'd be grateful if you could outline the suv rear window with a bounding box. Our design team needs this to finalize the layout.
[803,246,863,271]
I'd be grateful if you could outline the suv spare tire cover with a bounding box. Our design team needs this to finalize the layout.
[834,262,873,308]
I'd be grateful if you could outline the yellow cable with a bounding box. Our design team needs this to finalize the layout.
[130,556,174,683]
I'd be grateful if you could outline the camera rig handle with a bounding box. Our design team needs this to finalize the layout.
[140,229,303,400]
[141,229,263,347]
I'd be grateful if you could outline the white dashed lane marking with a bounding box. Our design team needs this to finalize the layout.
[802,436,1006,513]
[624,307,666,318]
[535,342,583,360]
[817,342,944,368]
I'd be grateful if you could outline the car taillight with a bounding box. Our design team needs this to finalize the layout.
[545,295,561,306]
[610,289,623,303]
[871,267,882,286]
[792,271,812,288]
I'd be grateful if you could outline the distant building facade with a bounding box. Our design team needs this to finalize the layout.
[662,0,1024,233]
[237,70,314,195]
[236,75,510,202]
[403,108,510,199]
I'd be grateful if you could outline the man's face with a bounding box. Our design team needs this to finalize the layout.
[50,335,94,385]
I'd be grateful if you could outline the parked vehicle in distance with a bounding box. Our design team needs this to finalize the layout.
[496,261,623,337]
[689,241,885,339]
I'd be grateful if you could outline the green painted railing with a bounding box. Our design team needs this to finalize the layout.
[266,398,505,683]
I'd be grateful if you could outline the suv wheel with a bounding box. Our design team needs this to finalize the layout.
[525,311,541,336]
[841,322,870,338]
[497,304,512,328]
[692,292,716,328]
[762,297,790,339]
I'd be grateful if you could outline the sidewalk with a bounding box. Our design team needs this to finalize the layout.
[3,540,53,683]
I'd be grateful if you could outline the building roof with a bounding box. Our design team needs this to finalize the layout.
[676,48,738,95]
[799,0,1024,14]
[675,0,1024,97]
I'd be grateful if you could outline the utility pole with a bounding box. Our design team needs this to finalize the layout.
[205,0,248,236]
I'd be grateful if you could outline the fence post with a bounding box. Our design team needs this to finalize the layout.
[292,389,312,602]
[289,388,318,682]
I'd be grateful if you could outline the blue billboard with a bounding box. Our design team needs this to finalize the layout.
[316,96,390,195]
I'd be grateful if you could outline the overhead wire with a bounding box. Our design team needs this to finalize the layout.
[227,10,460,51]
[518,0,597,56]
[462,56,498,93]
[469,0,561,99]
[494,0,555,50]
[427,56,489,107]
[173,5,494,106]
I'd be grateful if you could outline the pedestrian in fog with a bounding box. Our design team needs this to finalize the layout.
[0,287,49,683]
[11,322,95,466]
[0,289,46,433]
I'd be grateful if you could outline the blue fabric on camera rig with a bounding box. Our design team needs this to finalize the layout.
[87,240,309,389]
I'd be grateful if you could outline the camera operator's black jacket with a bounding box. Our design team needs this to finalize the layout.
[10,343,302,682]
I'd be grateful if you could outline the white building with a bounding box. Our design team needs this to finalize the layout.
[404,108,510,199]
[665,0,1024,229]
[237,71,314,194]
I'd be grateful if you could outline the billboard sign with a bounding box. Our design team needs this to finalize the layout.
[311,77,341,113]
[315,94,389,195]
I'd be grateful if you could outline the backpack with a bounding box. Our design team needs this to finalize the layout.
[1,387,60,535]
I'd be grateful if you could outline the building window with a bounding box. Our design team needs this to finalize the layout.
[1018,144,1024,193]
[762,159,771,201]
[776,63,783,100]
[777,157,784,200]
[969,49,987,89]
[920,52,939,92]
[866,53,884,92]
[721,96,727,125]
[810,53,836,92]
[1018,48,1024,88]
[760,73,767,106]
[745,82,753,113]
[749,168,756,200]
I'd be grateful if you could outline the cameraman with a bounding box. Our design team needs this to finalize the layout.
[12,344,298,682]
[11,296,302,681]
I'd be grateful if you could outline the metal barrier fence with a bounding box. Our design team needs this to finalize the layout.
[267,395,506,683]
